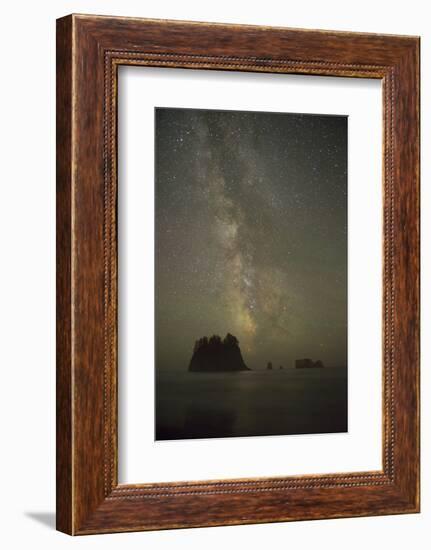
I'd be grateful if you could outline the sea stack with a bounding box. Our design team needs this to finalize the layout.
[189,333,250,372]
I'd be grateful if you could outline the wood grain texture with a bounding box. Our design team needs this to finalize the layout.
[56,14,420,535]
[56,15,73,535]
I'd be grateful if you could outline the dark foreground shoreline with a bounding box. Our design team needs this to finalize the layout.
[156,368,347,441]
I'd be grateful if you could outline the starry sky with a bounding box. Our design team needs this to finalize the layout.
[155,107,347,371]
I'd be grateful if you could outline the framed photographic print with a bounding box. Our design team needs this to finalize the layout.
[56,14,420,534]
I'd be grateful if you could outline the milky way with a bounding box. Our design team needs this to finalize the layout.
[155,107,347,370]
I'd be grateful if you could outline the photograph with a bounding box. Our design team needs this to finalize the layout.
[155,106,348,440]
[0,0,423,544]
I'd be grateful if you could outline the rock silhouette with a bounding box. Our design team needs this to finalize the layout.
[189,333,250,372]
[295,358,324,369]
[267,362,273,370]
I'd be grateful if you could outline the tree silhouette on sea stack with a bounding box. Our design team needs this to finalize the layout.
[189,333,250,372]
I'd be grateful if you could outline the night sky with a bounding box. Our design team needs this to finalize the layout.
[155,107,347,371]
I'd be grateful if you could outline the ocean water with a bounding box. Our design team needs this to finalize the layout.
[156,368,347,440]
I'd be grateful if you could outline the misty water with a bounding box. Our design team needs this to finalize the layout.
[156,368,347,440]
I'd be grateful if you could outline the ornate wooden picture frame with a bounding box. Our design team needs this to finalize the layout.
[56,14,420,535]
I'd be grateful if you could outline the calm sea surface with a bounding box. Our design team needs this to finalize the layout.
[156,368,347,440]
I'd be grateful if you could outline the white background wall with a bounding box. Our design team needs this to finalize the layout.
[0,1,428,548]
